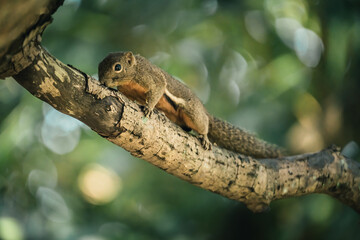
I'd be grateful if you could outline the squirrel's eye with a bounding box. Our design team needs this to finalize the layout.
[114,64,122,72]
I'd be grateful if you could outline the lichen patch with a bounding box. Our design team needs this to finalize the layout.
[54,65,70,82]
[39,77,61,97]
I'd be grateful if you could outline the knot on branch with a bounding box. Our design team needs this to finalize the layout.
[327,144,342,153]
[245,201,270,213]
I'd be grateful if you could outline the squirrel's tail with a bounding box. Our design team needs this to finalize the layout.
[207,115,285,158]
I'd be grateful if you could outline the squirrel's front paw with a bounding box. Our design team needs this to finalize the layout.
[142,106,153,118]
[198,134,212,150]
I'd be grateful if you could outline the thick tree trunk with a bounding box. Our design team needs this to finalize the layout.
[0,0,63,78]
[1,0,360,213]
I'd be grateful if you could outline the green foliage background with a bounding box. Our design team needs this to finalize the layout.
[0,0,360,239]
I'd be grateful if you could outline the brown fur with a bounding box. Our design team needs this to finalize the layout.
[98,51,284,157]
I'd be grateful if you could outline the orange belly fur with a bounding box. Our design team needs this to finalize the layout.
[117,80,195,130]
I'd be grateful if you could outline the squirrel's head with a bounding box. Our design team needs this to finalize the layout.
[98,51,137,88]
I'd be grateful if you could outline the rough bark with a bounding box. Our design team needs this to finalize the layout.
[1,0,360,213]
[12,45,360,213]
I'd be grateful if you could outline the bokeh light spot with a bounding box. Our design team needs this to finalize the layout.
[287,92,324,153]
[0,217,24,240]
[245,11,268,43]
[294,28,323,67]
[27,169,57,195]
[36,187,72,223]
[78,164,122,205]
[41,104,82,155]
[294,92,322,128]
[219,51,247,105]
[275,17,323,67]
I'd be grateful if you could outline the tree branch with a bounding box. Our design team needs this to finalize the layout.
[1,0,359,213]
[12,45,360,213]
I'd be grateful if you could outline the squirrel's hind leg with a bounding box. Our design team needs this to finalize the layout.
[180,106,212,150]
[198,134,212,150]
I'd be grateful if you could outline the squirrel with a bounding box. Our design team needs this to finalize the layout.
[98,51,284,158]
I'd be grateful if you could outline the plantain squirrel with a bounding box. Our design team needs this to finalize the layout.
[98,51,284,158]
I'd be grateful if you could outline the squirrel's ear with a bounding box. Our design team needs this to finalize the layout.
[125,51,136,67]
